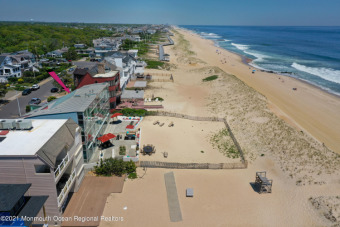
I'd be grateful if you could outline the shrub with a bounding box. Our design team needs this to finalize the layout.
[17,78,24,83]
[25,105,31,113]
[94,158,137,177]
[47,96,57,102]
[8,77,18,83]
[125,160,137,174]
[128,172,137,179]
[120,108,147,117]
[203,75,218,82]
[145,60,164,69]
[119,146,126,155]
[154,97,164,101]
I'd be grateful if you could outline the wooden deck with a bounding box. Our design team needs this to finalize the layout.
[62,175,125,227]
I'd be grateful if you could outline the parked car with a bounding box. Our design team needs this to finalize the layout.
[28,98,41,105]
[22,88,32,96]
[68,68,75,72]
[50,87,59,93]
[31,84,40,90]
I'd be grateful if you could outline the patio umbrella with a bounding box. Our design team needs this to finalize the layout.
[97,133,116,143]
[126,125,134,129]
[111,112,123,118]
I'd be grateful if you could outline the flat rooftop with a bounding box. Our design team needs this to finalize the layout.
[93,70,119,78]
[0,119,67,156]
[121,90,144,99]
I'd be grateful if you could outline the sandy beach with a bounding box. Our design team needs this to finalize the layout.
[99,27,340,227]
[176,27,340,154]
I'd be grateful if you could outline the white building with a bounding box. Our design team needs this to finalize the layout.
[105,52,137,90]
[0,55,22,83]
[0,119,85,225]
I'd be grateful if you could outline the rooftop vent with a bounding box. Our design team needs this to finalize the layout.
[0,119,16,130]
[15,119,33,130]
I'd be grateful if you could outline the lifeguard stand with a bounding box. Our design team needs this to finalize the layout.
[255,171,273,194]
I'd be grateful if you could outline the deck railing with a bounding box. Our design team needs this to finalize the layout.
[54,154,70,180]
[57,169,76,207]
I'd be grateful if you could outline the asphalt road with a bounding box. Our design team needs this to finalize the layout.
[0,80,55,119]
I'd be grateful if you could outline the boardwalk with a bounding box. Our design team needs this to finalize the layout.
[62,175,125,226]
[164,172,183,222]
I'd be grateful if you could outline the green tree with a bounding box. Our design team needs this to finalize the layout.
[0,83,8,99]
[65,47,78,60]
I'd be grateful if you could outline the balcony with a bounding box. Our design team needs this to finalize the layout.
[57,170,76,207]
[54,153,70,182]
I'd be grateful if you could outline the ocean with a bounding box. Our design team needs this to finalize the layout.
[180,25,340,96]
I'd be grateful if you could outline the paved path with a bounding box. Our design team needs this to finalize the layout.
[164,172,182,222]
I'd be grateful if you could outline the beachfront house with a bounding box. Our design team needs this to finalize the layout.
[0,119,85,226]
[105,51,137,90]
[24,83,111,163]
[73,61,121,109]
[0,55,22,83]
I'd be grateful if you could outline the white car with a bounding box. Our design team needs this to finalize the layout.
[31,84,40,90]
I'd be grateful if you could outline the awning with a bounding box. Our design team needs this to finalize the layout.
[111,112,123,118]
[97,133,116,143]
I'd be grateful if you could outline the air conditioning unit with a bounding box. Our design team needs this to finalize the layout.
[15,119,33,130]
[0,119,16,130]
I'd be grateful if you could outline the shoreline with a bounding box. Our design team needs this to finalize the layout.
[174,26,340,153]
[179,26,340,99]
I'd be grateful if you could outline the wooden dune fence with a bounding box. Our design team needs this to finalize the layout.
[145,111,248,167]
[137,161,248,169]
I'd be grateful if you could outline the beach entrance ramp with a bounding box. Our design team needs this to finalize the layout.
[164,172,183,222]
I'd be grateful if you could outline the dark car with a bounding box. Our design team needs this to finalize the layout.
[22,88,32,95]
[28,98,41,105]
[51,87,59,93]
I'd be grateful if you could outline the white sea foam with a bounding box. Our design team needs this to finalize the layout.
[231,43,249,51]
[200,32,221,39]
[291,62,340,84]
[232,43,269,62]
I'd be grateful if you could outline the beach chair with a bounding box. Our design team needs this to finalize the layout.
[168,121,174,127]
[148,98,152,102]
[153,120,159,125]
[145,98,148,102]
[155,98,159,102]
[159,123,164,127]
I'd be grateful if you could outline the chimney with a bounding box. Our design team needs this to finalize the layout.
[97,63,105,74]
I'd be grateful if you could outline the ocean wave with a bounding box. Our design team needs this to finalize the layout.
[231,43,249,51]
[291,63,340,84]
[200,32,221,39]
[232,43,269,62]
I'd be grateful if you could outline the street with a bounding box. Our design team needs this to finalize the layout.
[0,80,55,119]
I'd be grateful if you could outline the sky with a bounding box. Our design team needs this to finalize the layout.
[0,0,340,26]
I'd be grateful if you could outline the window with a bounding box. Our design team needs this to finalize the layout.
[35,165,51,173]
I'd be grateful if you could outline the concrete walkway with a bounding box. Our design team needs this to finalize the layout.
[164,172,182,222]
